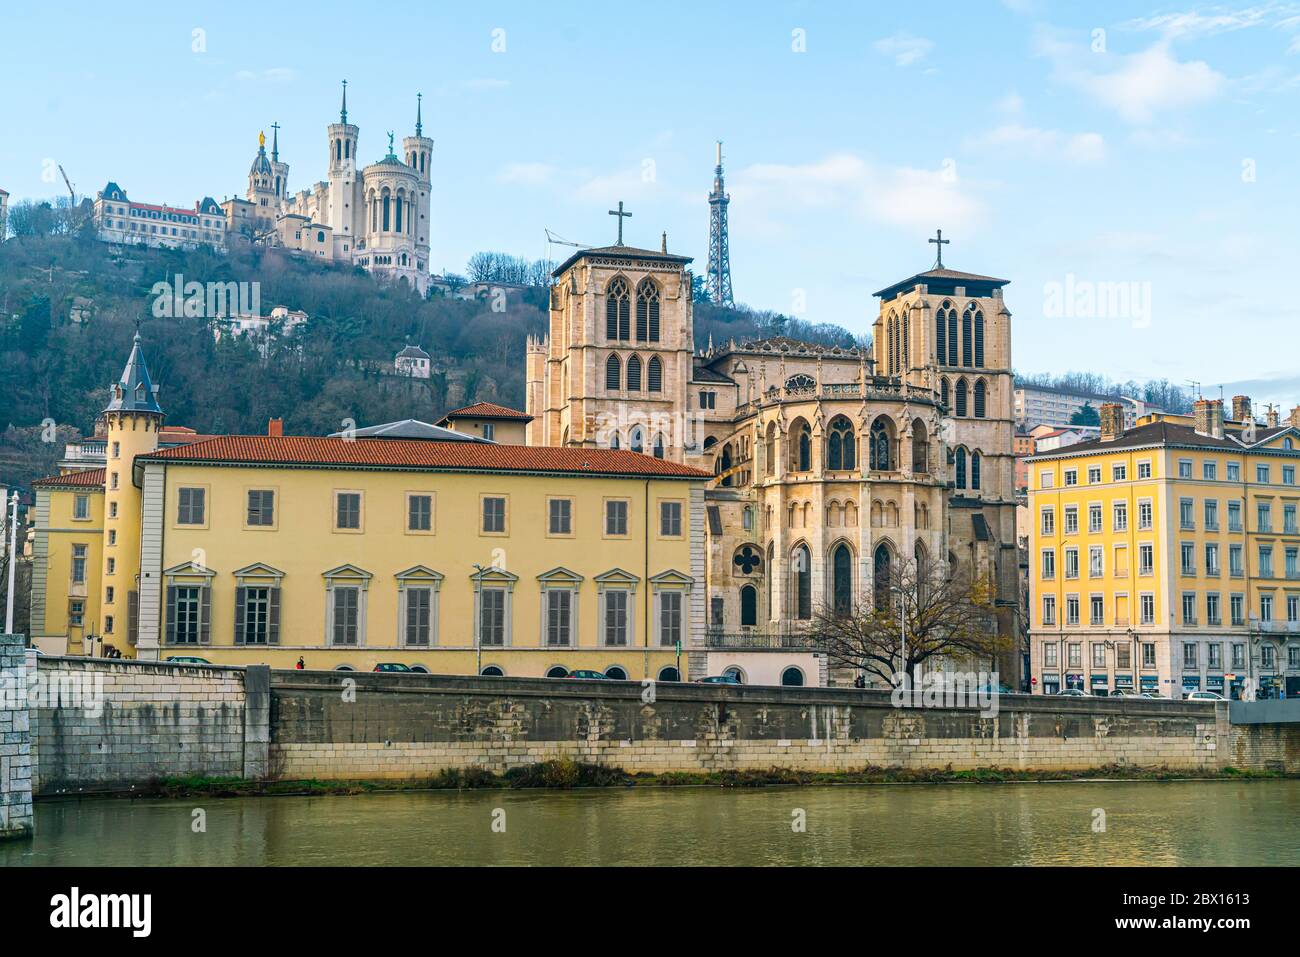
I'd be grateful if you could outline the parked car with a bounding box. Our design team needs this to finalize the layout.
[1140,692,1166,699]
[373,663,413,673]
[1186,691,1225,701]
[165,656,211,665]
[566,669,608,680]
[1056,688,1087,696]
[698,674,742,685]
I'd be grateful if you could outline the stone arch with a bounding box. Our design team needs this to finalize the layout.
[635,277,661,342]
[869,415,897,471]
[789,417,812,471]
[829,539,855,615]
[605,275,631,340]
[827,414,857,470]
[911,417,929,473]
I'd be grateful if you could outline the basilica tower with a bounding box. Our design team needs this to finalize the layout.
[327,80,360,253]
[100,332,164,659]
[402,93,434,279]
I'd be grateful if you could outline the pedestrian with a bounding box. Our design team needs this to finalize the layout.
[296,656,305,670]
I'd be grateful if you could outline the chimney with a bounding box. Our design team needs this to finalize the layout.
[1193,399,1224,439]
[1231,395,1251,422]
[1266,406,1280,428]
[267,417,283,437]
[1099,402,1125,441]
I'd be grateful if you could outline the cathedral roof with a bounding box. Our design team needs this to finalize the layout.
[551,245,693,277]
[874,267,1009,302]
[250,145,273,177]
[103,332,164,416]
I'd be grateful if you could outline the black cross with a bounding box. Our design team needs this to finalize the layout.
[929,229,950,268]
[608,201,632,245]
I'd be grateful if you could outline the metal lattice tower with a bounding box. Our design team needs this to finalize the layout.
[706,141,735,307]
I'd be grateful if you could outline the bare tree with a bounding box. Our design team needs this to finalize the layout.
[808,554,1008,686]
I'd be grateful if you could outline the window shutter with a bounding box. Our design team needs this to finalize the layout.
[234,586,246,644]
[165,586,176,645]
[128,590,139,645]
[200,586,211,644]
[269,587,281,645]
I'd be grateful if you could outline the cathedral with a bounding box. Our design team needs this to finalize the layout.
[222,82,433,294]
[526,228,1021,685]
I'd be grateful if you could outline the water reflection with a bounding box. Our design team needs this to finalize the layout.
[4,781,1300,867]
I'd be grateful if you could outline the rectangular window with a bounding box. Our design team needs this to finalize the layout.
[1257,465,1270,484]
[1261,594,1274,622]
[1066,595,1080,626]
[1090,595,1104,626]
[1116,644,1131,669]
[1204,499,1218,531]
[1181,542,1195,576]
[1040,471,1054,489]
[71,544,87,584]
[1230,544,1244,577]
[335,492,361,530]
[1138,500,1153,529]
[1089,545,1103,578]
[1260,546,1274,578]
[1041,595,1056,626]
[658,591,683,647]
[1203,461,1217,481]
[1205,543,1220,576]
[1232,643,1245,670]
[1142,643,1156,668]
[177,487,206,525]
[1067,643,1082,668]
[1182,593,1197,625]
[1178,460,1192,479]
[407,494,432,532]
[1287,547,1298,579]
[1231,594,1245,626]
[404,587,432,646]
[603,590,630,646]
[1064,469,1078,487]
[1139,543,1154,576]
[1258,502,1272,533]
[331,587,360,645]
[1044,643,1058,667]
[1092,642,1106,666]
[548,498,572,535]
[660,501,683,537]
[1041,507,1055,535]
[1088,466,1101,484]
[1284,466,1296,486]
[1041,549,1056,581]
[1228,500,1242,532]
[606,500,629,536]
[1064,506,1079,535]
[1140,593,1155,625]
[1113,501,1127,531]
[1183,643,1198,668]
[1206,593,1221,626]
[1285,505,1297,535]
[1227,462,1241,482]
[1113,464,1127,482]
[68,600,84,627]
[1064,548,1079,580]
[545,590,573,647]
[479,588,507,646]
[237,586,276,645]
[247,489,275,526]
[1137,461,1152,480]
[1088,505,1102,533]
[1179,498,1194,530]
[73,495,90,520]
[481,496,506,534]
[170,585,204,645]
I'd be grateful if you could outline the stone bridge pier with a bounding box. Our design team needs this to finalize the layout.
[0,635,33,840]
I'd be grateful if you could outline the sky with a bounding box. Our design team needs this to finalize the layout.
[3,0,1299,411]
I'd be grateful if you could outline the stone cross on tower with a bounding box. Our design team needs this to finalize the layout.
[929,229,950,269]
[608,201,632,245]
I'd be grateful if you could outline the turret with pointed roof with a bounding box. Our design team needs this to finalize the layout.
[104,331,164,417]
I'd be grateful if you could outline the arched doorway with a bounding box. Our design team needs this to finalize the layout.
[604,666,628,680]
[546,666,568,678]
[658,666,680,682]
[781,666,805,687]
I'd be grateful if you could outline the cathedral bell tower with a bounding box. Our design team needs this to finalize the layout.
[327,79,360,245]
[100,332,165,659]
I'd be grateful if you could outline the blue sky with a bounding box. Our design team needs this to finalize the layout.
[4,1,1299,410]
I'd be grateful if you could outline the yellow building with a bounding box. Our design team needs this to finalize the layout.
[436,401,532,445]
[30,336,710,680]
[1028,400,1300,699]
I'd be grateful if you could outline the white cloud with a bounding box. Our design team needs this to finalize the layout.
[995,91,1026,115]
[874,32,933,67]
[1038,32,1224,123]
[730,153,982,233]
[968,124,1107,163]
[1124,8,1276,38]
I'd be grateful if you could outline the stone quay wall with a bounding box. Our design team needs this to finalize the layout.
[15,660,1300,799]
[29,655,253,795]
[0,636,33,840]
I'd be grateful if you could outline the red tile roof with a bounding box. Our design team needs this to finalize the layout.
[139,436,709,479]
[32,468,106,489]
[439,401,533,422]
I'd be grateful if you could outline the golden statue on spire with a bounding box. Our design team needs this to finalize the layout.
[259,130,266,148]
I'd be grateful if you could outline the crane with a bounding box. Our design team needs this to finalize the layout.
[58,165,77,205]
[543,229,590,278]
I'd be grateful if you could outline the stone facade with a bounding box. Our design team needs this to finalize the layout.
[0,637,32,840]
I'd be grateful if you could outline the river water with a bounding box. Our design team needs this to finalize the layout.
[5,780,1300,866]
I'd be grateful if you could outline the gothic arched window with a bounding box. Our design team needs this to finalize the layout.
[961,306,974,367]
[636,279,660,342]
[627,354,642,391]
[935,304,948,364]
[630,427,644,454]
[740,585,758,627]
[785,374,816,391]
[974,379,987,418]
[796,425,812,471]
[873,544,892,612]
[973,309,985,366]
[792,544,812,620]
[940,377,950,408]
[605,278,630,340]
[647,355,663,392]
[653,433,665,459]
[971,450,982,491]
[832,543,853,615]
[605,354,621,390]
[869,418,892,471]
[955,447,968,489]
[827,417,856,470]
[947,308,959,365]
[955,378,968,417]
